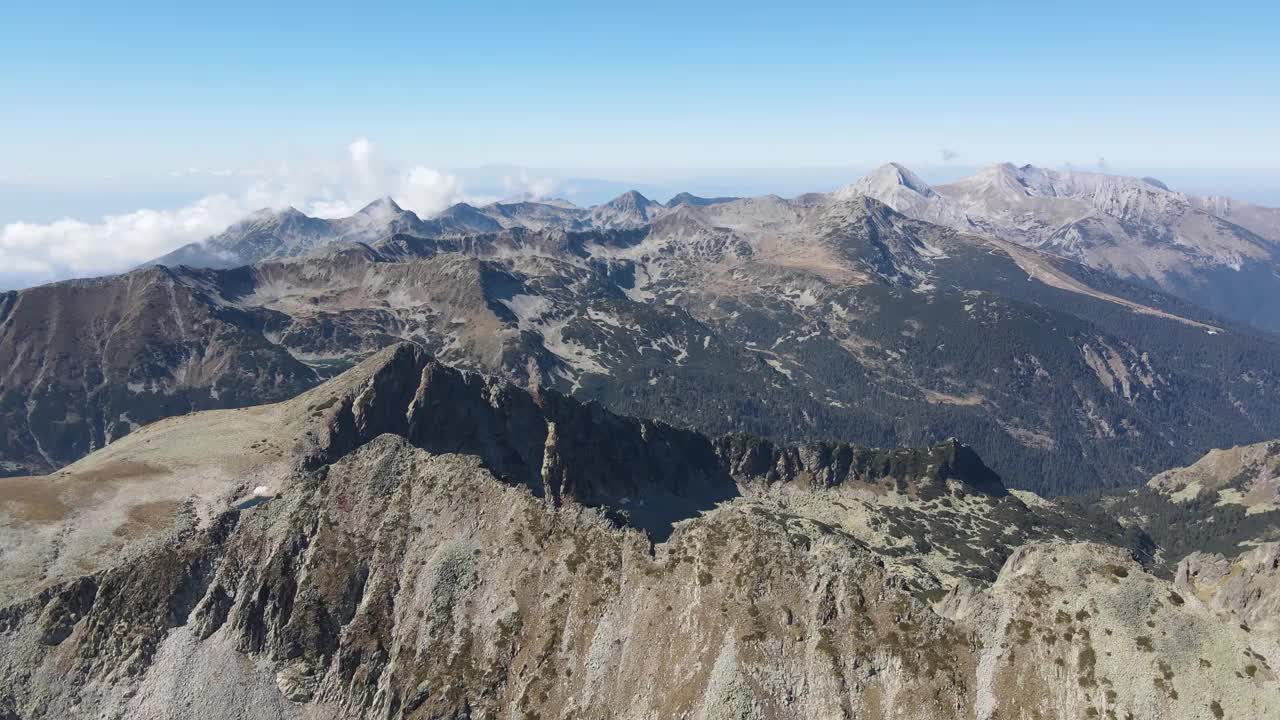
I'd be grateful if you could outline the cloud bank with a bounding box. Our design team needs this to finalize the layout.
[0,138,553,289]
[1,195,249,287]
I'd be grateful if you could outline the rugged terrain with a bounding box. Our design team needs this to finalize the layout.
[5,189,1280,496]
[149,191,668,270]
[1097,439,1280,574]
[843,162,1280,333]
[7,190,1280,497]
[1,345,1277,719]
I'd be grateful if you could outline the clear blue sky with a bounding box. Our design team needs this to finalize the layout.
[3,0,1278,181]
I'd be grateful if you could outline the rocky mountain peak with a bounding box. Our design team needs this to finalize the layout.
[429,202,506,232]
[664,191,739,208]
[355,195,405,217]
[588,190,663,228]
[605,189,653,211]
[829,164,968,235]
[963,161,1039,197]
[833,163,932,203]
[240,205,307,227]
[300,343,737,540]
[968,163,1181,207]
[867,162,936,196]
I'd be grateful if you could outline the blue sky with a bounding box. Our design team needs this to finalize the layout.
[3,1,1278,178]
[2,1,1278,289]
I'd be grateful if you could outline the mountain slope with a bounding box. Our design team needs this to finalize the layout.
[843,162,1280,333]
[0,266,315,475]
[1190,195,1280,245]
[149,198,440,270]
[1095,439,1280,573]
[9,192,1280,494]
[1,345,1276,719]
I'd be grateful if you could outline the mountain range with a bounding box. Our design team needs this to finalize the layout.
[4,167,1280,717]
[153,162,1280,337]
[1,344,1276,718]
[148,190,669,271]
[4,171,1280,497]
[842,162,1280,333]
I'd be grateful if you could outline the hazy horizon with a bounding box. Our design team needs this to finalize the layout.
[5,1,1280,289]
[4,154,1280,292]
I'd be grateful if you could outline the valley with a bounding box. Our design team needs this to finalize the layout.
[4,183,1279,497]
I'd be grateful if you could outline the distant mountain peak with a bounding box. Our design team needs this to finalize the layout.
[496,193,580,209]
[356,196,405,216]
[879,162,934,194]
[979,161,1029,179]
[962,163,1190,206]
[664,191,739,208]
[540,197,581,209]
[835,163,936,202]
[589,189,661,227]
[605,189,653,209]
[246,206,305,222]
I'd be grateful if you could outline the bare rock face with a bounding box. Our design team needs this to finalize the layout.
[2,346,1277,719]
[1178,543,1280,637]
[947,542,1279,720]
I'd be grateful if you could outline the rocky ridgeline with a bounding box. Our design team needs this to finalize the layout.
[3,345,1276,719]
[716,432,1006,496]
[300,344,1014,541]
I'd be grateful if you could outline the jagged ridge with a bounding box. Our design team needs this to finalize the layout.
[305,343,1011,540]
[1,345,1274,719]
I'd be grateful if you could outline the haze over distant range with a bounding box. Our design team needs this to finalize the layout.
[4,1,1279,288]
[3,136,1280,291]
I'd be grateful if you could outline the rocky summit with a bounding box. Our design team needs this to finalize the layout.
[1,345,1278,719]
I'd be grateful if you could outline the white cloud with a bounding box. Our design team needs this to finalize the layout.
[348,137,379,189]
[0,194,248,281]
[305,199,361,219]
[0,138,595,290]
[0,137,494,288]
[345,137,470,215]
[501,169,559,200]
[166,167,235,178]
[395,167,467,216]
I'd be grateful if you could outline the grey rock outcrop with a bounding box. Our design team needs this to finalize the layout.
[1178,543,1280,637]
